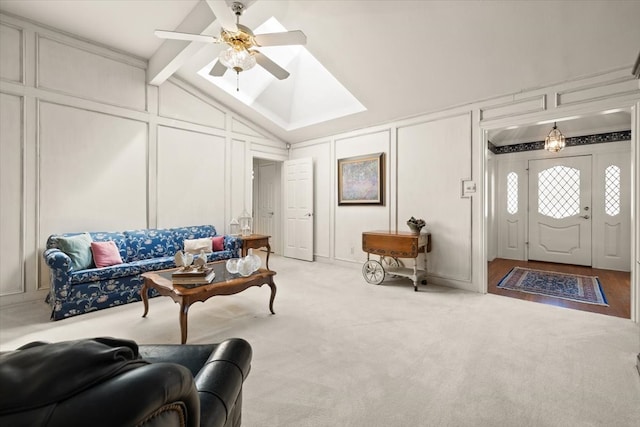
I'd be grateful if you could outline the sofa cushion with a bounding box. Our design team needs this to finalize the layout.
[184,237,213,254]
[91,241,123,268]
[125,229,177,261]
[89,232,128,262]
[212,236,224,252]
[69,256,176,284]
[171,225,216,251]
[56,233,94,271]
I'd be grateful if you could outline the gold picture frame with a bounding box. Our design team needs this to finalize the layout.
[337,152,384,205]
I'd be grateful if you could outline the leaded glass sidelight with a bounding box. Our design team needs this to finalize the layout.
[538,166,580,219]
[605,165,621,216]
[507,172,518,214]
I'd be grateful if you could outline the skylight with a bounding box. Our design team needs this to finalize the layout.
[197,17,366,131]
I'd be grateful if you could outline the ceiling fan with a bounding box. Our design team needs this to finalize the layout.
[154,1,307,84]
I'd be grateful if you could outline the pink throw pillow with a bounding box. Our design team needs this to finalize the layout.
[91,241,123,268]
[212,236,224,251]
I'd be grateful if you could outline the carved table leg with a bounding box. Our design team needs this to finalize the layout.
[141,281,150,317]
[179,301,190,345]
[268,280,277,314]
[265,242,271,270]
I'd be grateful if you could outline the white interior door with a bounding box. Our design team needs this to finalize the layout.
[283,158,314,261]
[256,161,276,237]
[528,155,592,265]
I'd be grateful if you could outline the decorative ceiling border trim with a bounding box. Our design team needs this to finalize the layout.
[489,130,631,155]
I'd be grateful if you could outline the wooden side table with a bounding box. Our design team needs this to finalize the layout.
[241,234,271,270]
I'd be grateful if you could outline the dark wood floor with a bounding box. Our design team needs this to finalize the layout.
[488,258,631,319]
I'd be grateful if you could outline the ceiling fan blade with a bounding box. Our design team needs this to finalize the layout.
[154,30,219,43]
[206,0,238,32]
[209,60,228,77]
[254,30,307,47]
[254,51,290,80]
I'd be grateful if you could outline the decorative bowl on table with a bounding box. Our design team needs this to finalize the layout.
[406,217,426,234]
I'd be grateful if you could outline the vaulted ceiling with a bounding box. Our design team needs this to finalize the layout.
[1,0,639,144]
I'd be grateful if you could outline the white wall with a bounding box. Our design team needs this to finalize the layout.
[291,68,639,298]
[291,115,477,290]
[0,13,287,303]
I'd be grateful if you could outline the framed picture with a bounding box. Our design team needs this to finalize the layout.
[337,152,384,205]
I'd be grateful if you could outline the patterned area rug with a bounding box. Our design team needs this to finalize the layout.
[497,267,608,306]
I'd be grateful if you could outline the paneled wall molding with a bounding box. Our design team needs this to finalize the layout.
[158,78,225,129]
[0,80,149,123]
[0,21,24,84]
[395,109,473,133]
[250,142,288,161]
[35,34,147,112]
[0,12,146,68]
[0,92,26,296]
[555,75,640,108]
[479,95,547,121]
[232,117,268,139]
[167,76,281,143]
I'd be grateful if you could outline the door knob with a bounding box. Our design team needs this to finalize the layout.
[580,215,590,219]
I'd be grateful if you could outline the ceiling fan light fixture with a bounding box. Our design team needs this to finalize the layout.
[218,47,256,73]
[544,122,566,153]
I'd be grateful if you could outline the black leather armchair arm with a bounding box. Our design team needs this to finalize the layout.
[139,338,252,427]
[0,337,251,427]
[3,363,199,427]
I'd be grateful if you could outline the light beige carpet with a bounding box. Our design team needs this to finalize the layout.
[1,254,639,426]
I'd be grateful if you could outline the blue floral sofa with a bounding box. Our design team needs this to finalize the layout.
[43,225,241,320]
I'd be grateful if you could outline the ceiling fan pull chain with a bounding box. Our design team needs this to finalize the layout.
[236,71,240,92]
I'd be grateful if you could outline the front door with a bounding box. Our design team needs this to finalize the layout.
[528,155,592,266]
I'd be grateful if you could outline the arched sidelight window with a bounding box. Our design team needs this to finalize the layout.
[506,172,518,214]
[605,165,621,216]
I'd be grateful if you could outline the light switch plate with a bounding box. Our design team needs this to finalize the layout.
[461,180,476,198]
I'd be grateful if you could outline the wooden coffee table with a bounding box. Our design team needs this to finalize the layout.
[141,260,276,344]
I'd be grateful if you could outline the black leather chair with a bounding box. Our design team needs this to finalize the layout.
[0,337,251,427]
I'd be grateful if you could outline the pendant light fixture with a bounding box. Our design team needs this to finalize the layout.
[544,122,566,153]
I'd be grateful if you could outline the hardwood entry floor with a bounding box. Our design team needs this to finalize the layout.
[488,258,631,319]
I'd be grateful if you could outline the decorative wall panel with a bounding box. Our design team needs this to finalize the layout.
[156,126,226,228]
[397,114,472,282]
[0,93,24,295]
[158,80,225,129]
[480,95,546,121]
[230,139,246,222]
[556,77,639,107]
[0,23,23,83]
[334,130,390,262]
[37,36,146,110]
[38,102,148,286]
[232,118,265,138]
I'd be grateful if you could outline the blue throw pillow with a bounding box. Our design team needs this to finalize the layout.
[57,233,93,270]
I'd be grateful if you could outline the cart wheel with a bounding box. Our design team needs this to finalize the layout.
[362,260,385,285]
[382,257,402,277]
[382,256,400,268]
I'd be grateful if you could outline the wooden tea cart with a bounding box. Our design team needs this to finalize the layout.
[361,230,432,291]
